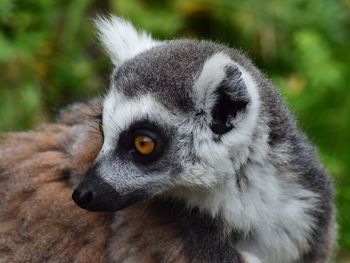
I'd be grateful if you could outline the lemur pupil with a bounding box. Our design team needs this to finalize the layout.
[134,135,155,155]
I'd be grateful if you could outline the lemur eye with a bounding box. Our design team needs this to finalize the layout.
[134,135,155,155]
[118,124,163,163]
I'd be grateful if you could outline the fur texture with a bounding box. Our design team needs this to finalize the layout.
[0,102,109,262]
[0,16,336,263]
[95,16,160,67]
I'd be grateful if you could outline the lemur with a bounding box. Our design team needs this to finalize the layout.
[70,17,337,262]
[0,16,335,262]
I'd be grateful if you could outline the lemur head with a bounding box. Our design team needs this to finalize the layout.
[72,17,264,212]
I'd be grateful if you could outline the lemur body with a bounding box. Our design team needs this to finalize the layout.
[0,17,335,262]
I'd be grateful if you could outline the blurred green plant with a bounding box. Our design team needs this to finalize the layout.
[0,0,108,130]
[1,0,349,256]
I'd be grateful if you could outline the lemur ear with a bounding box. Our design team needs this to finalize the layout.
[193,53,251,135]
[95,16,159,67]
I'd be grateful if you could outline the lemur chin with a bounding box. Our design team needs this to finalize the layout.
[71,16,336,263]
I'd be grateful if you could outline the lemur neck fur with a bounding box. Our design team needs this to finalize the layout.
[167,152,318,262]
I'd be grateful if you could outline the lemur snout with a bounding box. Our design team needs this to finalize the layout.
[72,163,152,212]
[72,175,120,212]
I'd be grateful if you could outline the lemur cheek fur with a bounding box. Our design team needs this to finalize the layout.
[0,16,336,263]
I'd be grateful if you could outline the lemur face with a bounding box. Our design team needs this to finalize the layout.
[72,17,260,212]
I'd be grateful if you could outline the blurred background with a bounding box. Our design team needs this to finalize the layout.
[0,0,349,260]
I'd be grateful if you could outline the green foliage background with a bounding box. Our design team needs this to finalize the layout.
[0,0,349,258]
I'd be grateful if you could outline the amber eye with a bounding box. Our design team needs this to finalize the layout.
[134,135,155,155]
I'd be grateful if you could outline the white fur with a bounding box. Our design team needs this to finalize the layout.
[170,53,318,262]
[193,53,233,115]
[172,53,261,189]
[98,91,178,191]
[242,252,262,263]
[101,90,175,154]
[95,16,160,66]
[193,52,260,151]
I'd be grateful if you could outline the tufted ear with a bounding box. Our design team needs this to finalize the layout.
[95,16,160,67]
[193,53,251,135]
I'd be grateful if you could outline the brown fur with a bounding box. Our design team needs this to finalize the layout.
[0,102,110,262]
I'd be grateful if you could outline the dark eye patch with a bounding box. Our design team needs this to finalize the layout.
[116,120,167,164]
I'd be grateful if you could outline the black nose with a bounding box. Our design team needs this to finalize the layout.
[72,188,93,206]
[72,176,120,212]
